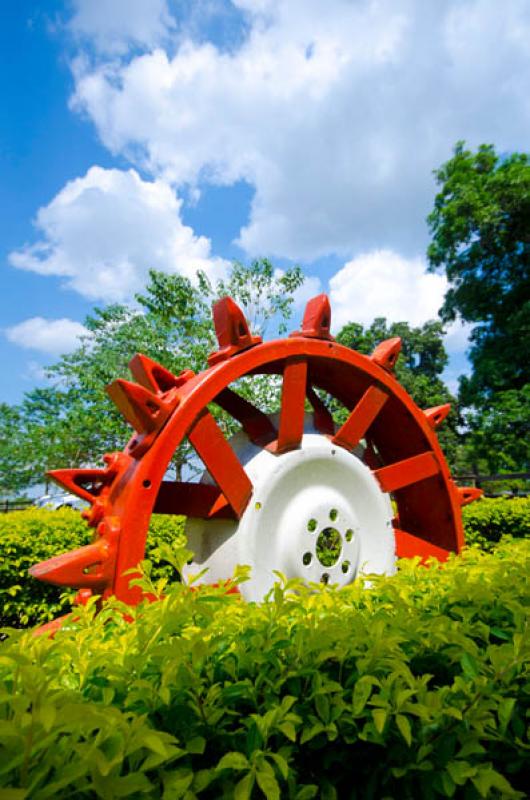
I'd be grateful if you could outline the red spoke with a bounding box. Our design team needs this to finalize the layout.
[394,527,451,563]
[214,388,276,446]
[307,385,335,436]
[332,385,388,452]
[188,410,253,518]
[374,452,439,493]
[154,481,236,519]
[276,357,308,453]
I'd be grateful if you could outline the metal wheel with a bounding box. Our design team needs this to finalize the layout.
[30,294,482,614]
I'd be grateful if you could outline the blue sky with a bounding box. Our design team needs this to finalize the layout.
[2,0,530,405]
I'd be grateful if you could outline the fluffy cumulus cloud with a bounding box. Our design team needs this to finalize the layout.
[329,249,447,330]
[5,317,87,356]
[9,166,227,302]
[70,0,530,261]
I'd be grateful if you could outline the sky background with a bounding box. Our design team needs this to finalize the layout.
[2,0,530,405]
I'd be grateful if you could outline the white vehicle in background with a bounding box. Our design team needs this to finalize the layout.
[34,492,88,511]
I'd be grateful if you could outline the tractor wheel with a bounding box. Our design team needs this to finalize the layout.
[30,294,481,616]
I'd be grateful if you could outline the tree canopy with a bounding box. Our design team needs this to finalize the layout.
[427,142,530,477]
[463,385,530,475]
[427,142,530,404]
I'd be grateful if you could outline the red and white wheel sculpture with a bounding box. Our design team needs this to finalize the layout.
[31,295,481,621]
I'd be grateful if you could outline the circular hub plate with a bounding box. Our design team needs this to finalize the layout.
[184,427,395,601]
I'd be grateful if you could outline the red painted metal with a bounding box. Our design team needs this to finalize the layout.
[214,388,276,446]
[207,296,261,365]
[370,337,402,370]
[332,385,388,452]
[154,481,235,519]
[188,409,253,517]
[394,528,451,563]
[458,486,484,506]
[424,403,452,430]
[374,452,440,493]
[34,613,76,637]
[276,357,308,453]
[29,517,120,591]
[290,293,334,340]
[30,293,481,628]
[129,353,193,393]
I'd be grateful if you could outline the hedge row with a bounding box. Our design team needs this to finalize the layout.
[1,538,529,798]
[1,498,529,628]
[0,509,185,627]
[462,497,530,550]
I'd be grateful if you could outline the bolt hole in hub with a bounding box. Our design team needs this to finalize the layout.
[184,417,396,601]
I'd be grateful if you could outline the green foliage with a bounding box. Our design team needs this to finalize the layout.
[462,497,530,552]
[1,539,530,798]
[336,318,460,465]
[427,142,530,404]
[0,509,185,628]
[337,318,449,380]
[0,403,30,496]
[459,385,530,476]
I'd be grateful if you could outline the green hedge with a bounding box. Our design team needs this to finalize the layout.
[462,497,530,550]
[0,509,185,628]
[1,539,529,798]
[1,498,530,629]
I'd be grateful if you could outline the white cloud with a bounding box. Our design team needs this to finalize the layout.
[9,166,228,302]
[69,0,175,55]
[70,0,530,261]
[5,317,87,356]
[328,249,447,331]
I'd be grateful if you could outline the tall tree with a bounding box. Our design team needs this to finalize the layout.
[427,142,530,404]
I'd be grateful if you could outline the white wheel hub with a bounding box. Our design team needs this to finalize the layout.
[183,419,396,601]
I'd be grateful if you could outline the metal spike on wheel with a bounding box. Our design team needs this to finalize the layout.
[30,294,482,621]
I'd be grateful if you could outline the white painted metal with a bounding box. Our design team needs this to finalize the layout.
[183,416,395,600]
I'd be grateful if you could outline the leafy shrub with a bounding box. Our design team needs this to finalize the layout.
[1,539,530,798]
[463,497,530,550]
[2,498,530,629]
[0,509,185,628]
